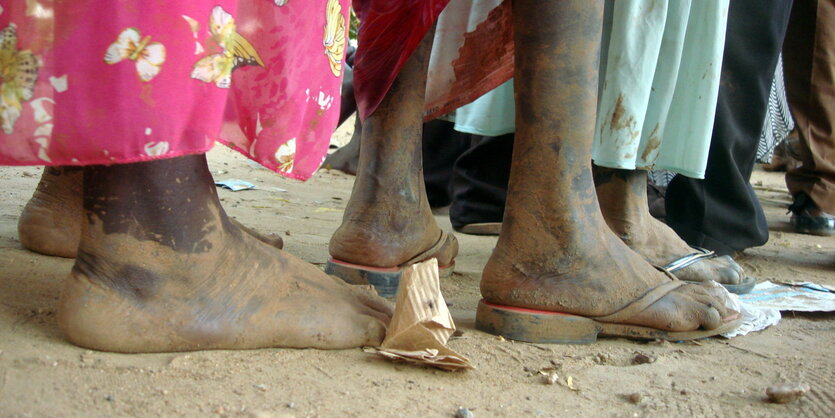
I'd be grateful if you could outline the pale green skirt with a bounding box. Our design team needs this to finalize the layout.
[445,0,729,179]
[593,0,729,178]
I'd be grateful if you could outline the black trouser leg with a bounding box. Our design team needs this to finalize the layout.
[422,120,471,207]
[664,0,793,255]
[449,133,514,229]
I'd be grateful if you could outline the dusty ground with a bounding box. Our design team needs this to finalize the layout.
[0,134,833,416]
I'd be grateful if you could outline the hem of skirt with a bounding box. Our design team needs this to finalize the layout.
[3,143,317,182]
[453,125,516,137]
[591,158,637,171]
[214,140,311,182]
[0,147,213,168]
[645,165,705,180]
[592,158,706,180]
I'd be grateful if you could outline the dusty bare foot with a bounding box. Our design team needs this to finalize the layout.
[594,167,745,285]
[57,156,390,353]
[18,167,82,258]
[322,117,361,175]
[328,26,457,268]
[230,218,283,249]
[479,0,736,334]
[18,168,282,258]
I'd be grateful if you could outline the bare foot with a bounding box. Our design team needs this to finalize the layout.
[57,156,390,352]
[18,167,82,258]
[594,167,745,285]
[230,218,283,250]
[18,168,282,258]
[322,117,361,175]
[329,27,457,268]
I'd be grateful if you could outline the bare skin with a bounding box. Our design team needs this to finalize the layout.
[479,0,735,331]
[57,155,391,353]
[18,167,82,258]
[329,28,457,269]
[322,116,361,175]
[19,167,283,258]
[594,166,745,285]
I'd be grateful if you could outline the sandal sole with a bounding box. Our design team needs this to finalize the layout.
[475,299,744,344]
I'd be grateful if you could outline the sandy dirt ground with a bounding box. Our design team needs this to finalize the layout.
[1,130,833,416]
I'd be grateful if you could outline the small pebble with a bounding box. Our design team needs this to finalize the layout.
[766,383,809,404]
[541,371,559,385]
[455,407,475,418]
[631,352,656,365]
[105,395,114,402]
[627,393,641,404]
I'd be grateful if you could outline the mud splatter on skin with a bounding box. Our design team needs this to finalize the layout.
[83,158,222,254]
[593,166,747,286]
[330,27,457,269]
[479,1,738,332]
[73,254,162,302]
[58,154,392,353]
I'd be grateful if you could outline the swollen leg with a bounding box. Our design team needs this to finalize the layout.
[480,0,735,332]
[329,28,457,268]
[58,155,390,352]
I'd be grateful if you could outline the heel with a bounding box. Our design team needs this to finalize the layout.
[475,300,601,344]
[325,259,403,298]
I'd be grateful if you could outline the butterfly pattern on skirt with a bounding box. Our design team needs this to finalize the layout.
[190,6,264,89]
[0,23,40,135]
[104,28,167,82]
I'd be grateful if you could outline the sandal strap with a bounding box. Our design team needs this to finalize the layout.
[662,247,715,273]
[592,271,684,323]
[401,230,450,266]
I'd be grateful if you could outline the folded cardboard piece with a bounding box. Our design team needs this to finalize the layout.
[365,259,473,371]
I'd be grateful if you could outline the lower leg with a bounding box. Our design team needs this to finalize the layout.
[481,0,733,331]
[18,166,83,258]
[594,166,744,284]
[58,155,389,352]
[784,0,835,226]
[329,28,457,268]
[19,167,282,258]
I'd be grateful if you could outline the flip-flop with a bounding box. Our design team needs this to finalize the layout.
[476,279,743,344]
[325,231,457,297]
[662,247,757,295]
[455,222,502,236]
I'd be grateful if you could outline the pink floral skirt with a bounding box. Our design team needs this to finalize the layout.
[1,0,349,180]
[1,0,511,180]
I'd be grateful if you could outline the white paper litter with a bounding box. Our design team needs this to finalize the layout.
[214,179,256,191]
[722,281,835,338]
[740,281,835,312]
[722,296,781,338]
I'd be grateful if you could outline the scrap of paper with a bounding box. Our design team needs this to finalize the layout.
[366,259,473,371]
[723,280,834,338]
[740,281,835,312]
[214,179,256,191]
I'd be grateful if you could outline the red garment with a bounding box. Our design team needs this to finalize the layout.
[352,0,450,120]
[352,0,513,122]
